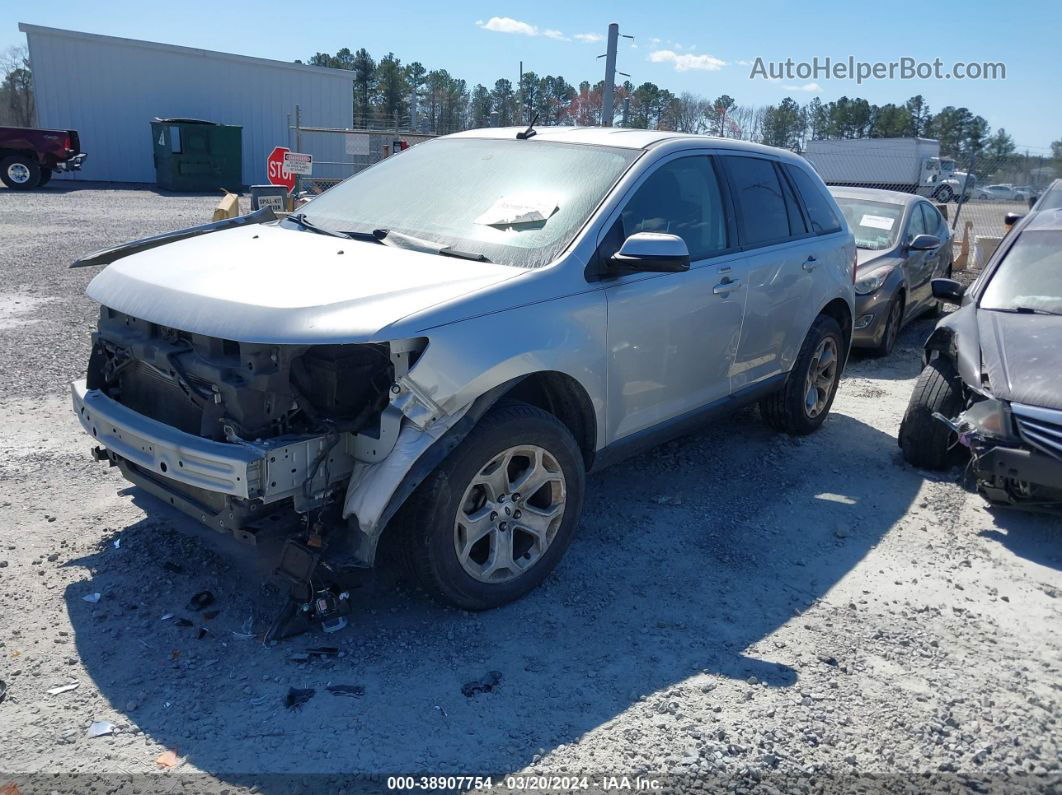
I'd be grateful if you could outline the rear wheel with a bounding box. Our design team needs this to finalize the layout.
[760,314,844,436]
[0,155,41,190]
[37,168,53,187]
[899,357,965,469]
[397,402,585,610]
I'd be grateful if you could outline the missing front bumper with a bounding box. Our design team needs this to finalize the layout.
[71,379,355,513]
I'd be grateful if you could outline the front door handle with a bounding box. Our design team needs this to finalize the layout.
[802,255,818,272]
[713,278,741,295]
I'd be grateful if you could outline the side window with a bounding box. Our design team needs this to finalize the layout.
[920,203,943,236]
[906,203,929,241]
[618,156,728,260]
[778,167,808,236]
[785,164,843,234]
[723,156,791,246]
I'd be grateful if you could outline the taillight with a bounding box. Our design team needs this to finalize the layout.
[63,134,73,151]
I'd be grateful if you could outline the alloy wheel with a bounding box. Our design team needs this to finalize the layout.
[803,337,839,419]
[453,445,566,584]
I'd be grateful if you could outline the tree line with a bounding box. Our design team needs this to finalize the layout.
[302,46,1060,180]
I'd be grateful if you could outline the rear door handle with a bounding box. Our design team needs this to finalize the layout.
[802,255,818,272]
[713,278,741,295]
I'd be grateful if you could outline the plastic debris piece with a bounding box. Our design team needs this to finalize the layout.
[82,593,101,604]
[87,721,115,738]
[186,591,215,612]
[284,687,315,710]
[155,749,179,769]
[46,682,79,696]
[461,671,502,698]
[160,613,173,621]
[113,537,121,549]
[433,704,447,718]
[327,684,365,698]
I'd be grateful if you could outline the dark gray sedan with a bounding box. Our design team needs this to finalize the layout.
[830,187,953,356]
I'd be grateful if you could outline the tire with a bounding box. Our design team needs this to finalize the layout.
[869,295,903,358]
[37,168,53,187]
[760,314,845,436]
[935,185,954,203]
[395,401,585,610]
[898,357,964,470]
[0,155,41,190]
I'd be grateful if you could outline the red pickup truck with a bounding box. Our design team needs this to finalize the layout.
[0,126,86,190]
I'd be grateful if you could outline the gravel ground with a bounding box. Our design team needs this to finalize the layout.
[0,183,1060,793]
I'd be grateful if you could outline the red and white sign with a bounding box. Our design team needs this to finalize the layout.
[266,146,295,193]
[283,151,313,175]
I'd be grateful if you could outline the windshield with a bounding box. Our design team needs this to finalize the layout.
[981,230,1062,315]
[833,198,904,250]
[292,138,639,268]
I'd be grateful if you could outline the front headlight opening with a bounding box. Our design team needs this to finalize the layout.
[962,399,1014,441]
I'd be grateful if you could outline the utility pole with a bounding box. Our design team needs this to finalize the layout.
[600,24,618,127]
[599,23,633,127]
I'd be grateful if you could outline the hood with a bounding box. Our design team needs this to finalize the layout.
[976,309,1062,409]
[86,224,526,343]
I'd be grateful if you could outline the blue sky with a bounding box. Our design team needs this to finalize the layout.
[3,0,1059,150]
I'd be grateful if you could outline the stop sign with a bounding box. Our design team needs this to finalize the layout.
[266,146,295,193]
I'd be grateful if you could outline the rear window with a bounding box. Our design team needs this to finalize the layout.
[786,165,843,234]
[723,156,791,246]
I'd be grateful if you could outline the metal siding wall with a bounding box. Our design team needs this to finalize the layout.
[25,28,354,185]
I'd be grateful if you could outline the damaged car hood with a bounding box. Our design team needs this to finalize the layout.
[976,309,1062,409]
[86,224,526,343]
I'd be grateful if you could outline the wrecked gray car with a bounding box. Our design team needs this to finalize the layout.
[899,206,1062,509]
[73,127,855,635]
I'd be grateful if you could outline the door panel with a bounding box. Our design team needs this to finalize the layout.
[602,154,745,444]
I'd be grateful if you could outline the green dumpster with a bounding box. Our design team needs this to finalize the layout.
[150,118,242,191]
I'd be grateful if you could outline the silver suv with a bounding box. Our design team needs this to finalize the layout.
[73,127,855,619]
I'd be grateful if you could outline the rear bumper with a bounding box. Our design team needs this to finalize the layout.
[71,379,354,508]
[54,153,87,172]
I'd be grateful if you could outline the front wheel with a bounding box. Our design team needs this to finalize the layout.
[870,295,903,358]
[935,185,954,203]
[760,314,845,435]
[398,402,585,610]
[898,358,964,469]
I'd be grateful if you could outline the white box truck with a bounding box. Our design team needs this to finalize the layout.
[803,138,971,202]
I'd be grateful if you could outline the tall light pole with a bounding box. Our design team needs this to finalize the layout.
[599,23,634,127]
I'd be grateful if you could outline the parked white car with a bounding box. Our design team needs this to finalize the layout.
[71,127,856,633]
[977,184,1030,201]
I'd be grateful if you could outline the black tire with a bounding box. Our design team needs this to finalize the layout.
[935,185,954,203]
[898,357,965,470]
[0,155,41,190]
[37,168,53,187]
[395,402,585,610]
[760,314,845,436]
[869,295,903,358]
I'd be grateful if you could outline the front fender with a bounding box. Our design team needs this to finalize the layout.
[340,289,607,564]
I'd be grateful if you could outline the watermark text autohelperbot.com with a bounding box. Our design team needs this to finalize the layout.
[750,56,1005,84]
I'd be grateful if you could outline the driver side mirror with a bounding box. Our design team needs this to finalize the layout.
[609,232,690,274]
[931,278,965,303]
[908,234,941,251]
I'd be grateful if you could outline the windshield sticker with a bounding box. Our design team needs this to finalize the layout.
[860,214,895,231]
[475,194,559,227]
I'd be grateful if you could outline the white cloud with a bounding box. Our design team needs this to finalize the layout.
[544,29,569,41]
[648,49,727,72]
[781,82,821,92]
[573,32,603,43]
[735,59,753,67]
[476,17,538,36]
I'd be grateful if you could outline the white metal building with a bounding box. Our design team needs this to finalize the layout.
[19,23,356,185]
